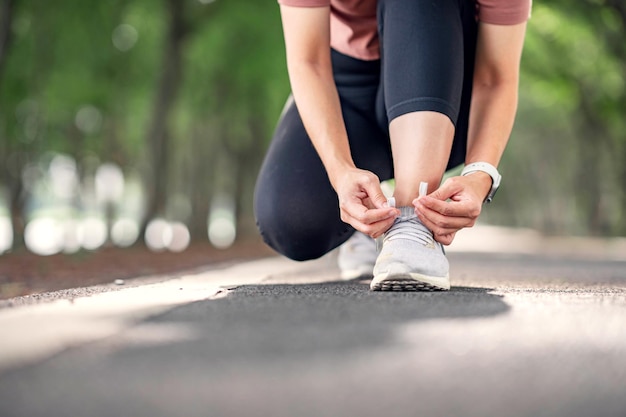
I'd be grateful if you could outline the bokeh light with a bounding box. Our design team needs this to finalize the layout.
[95,163,124,204]
[61,219,82,254]
[167,222,190,252]
[75,105,103,135]
[111,218,140,248]
[112,24,139,52]
[24,218,63,256]
[145,218,172,252]
[144,219,191,252]
[78,217,108,251]
[49,154,78,200]
[0,216,13,255]
[208,194,236,249]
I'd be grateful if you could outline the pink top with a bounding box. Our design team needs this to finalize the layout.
[277,0,532,60]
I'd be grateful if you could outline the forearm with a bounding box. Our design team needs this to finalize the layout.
[466,21,526,168]
[466,79,519,167]
[279,5,357,190]
[287,60,355,188]
[287,59,396,235]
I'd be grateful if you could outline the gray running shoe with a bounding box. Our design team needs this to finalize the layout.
[371,207,450,291]
[338,231,378,280]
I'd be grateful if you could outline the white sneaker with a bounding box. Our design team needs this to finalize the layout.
[371,207,450,291]
[338,231,378,280]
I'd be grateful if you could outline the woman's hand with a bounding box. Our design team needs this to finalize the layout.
[333,168,399,239]
[413,172,491,245]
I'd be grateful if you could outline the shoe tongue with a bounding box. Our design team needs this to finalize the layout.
[398,206,416,219]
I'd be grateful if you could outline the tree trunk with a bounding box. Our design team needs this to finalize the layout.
[0,0,22,248]
[0,0,14,82]
[188,124,215,240]
[141,0,187,232]
[234,116,267,238]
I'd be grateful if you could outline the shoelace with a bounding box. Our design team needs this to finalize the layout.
[384,214,434,247]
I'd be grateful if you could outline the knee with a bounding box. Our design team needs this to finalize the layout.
[255,196,347,261]
[255,211,334,262]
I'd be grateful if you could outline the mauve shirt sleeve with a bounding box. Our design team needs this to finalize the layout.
[277,0,330,6]
[478,0,532,25]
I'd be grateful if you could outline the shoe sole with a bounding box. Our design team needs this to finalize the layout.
[370,272,450,292]
[340,269,374,281]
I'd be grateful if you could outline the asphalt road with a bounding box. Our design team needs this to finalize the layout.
[1,249,625,417]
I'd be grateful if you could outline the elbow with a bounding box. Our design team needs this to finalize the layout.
[287,57,331,80]
[473,65,520,91]
[472,72,520,100]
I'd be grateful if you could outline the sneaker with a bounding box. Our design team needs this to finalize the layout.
[338,231,378,280]
[371,207,450,291]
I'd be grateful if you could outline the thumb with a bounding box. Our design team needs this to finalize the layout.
[428,178,462,201]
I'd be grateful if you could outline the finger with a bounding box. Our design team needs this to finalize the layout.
[415,196,480,220]
[341,207,396,238]
[417,204,475,232]
[414,202,475,235]
[348,205,398,226]
[366,215,397,239]
[427,177,464,202]
[434,231,456,246]
[417,214,459,245]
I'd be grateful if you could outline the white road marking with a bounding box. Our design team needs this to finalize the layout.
[0,256,322,371]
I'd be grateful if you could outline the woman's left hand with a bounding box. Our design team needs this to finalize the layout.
[412,173,492,245]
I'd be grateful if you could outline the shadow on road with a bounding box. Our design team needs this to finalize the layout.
[142,282,511,362]
[0,283,511,417]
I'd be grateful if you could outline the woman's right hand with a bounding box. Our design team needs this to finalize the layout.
[333,168,399,239]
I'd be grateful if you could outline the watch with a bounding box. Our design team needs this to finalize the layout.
[461,162,502,203]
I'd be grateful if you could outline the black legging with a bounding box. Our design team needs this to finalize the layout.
[254,0,478,261]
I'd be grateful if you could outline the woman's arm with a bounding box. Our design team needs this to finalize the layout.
[280,5,398,237]
[414,21,528,244]
[281,6,353,183]
[466,21,528,173]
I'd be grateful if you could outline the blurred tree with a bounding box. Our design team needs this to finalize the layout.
[485,0,626,236]
[172,0,289,238]
[142,0,189,232]
[0,0,624,257]
[0,0,14,80]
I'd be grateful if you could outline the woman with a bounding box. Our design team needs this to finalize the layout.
[254,0,530,291]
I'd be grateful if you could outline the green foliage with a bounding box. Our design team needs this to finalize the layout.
[485,0,626,235]
[1,0,624,240]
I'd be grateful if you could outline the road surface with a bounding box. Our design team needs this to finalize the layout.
[1,228,625,417]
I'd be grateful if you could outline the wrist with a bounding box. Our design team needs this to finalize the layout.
[463,171,492,201]
[326,159,356,189]
[461,162,502,203]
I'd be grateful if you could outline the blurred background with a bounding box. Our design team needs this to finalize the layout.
[0,0,624,258]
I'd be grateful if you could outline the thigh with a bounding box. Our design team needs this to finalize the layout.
[377,0,477,169]
[254,86,393,260]
[331,49,394,180]
[255,52,393,261]
[254,98,351,261]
